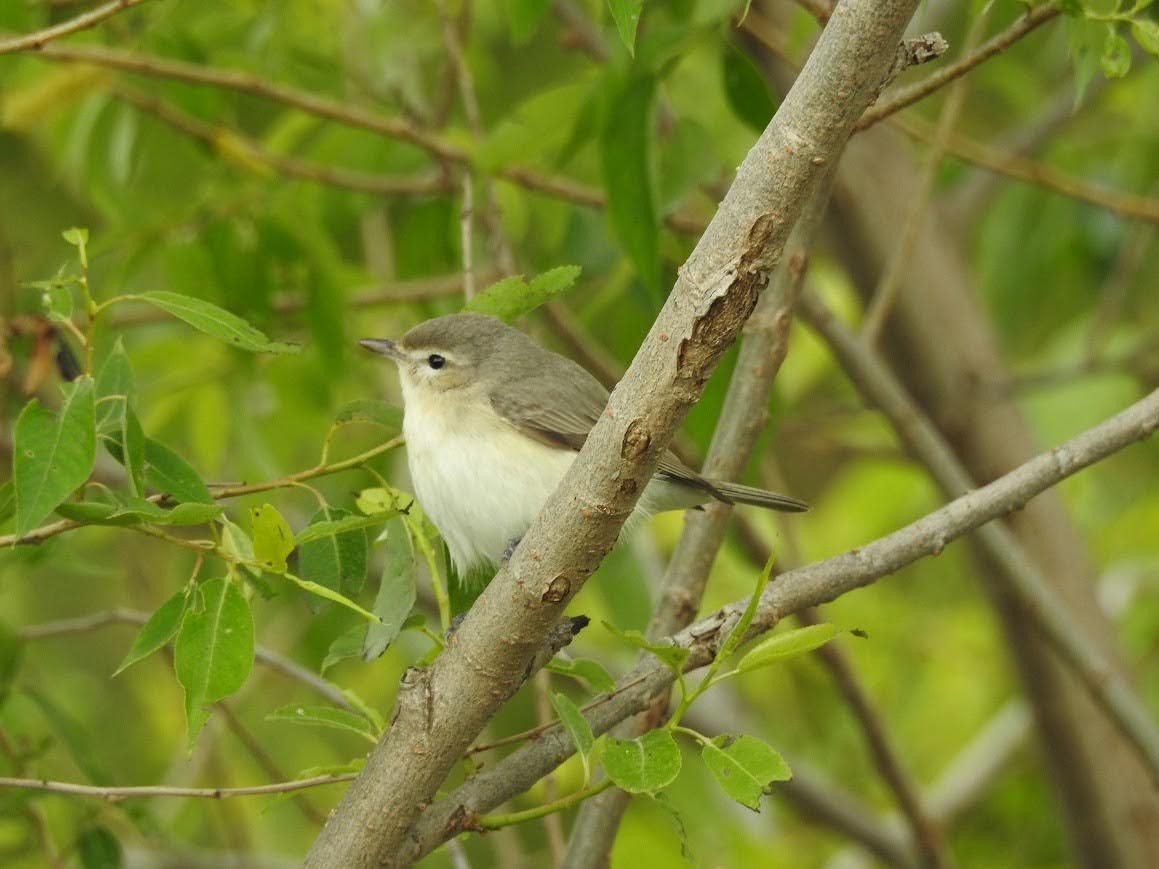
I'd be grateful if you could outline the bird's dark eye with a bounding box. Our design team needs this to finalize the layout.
[427,354,446,370]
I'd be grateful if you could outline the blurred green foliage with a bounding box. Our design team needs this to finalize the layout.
[1,0,1157,866]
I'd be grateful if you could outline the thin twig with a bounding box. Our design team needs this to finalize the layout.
[799,608,949,868]
[799,293,1159,787]
[861,11,988,343]
[0,773,355,800]
[114,85,450,198]
[857,5,1062,130]
[891,113,1159,224]
[403,386,1159,862]
[0,0,157,55]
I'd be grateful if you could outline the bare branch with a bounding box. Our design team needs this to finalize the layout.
[857,5,1062,130]
[405,385,1159,862]
[798,292,1159,786]
[0,773,354,800]
[0,0,158,55]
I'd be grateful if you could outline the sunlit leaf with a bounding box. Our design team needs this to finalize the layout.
[547,656,617,694]
[251,503,295,573]
[737,623,838,673]
[331,399,403,434]
[550,692,595,782]
[464,265,582,322]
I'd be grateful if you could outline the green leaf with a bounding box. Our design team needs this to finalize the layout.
[297,507,370,598]
[76,824,123,869]
[1133,19,1159,55]
[55,496,221,527]
[702,734,791,810]
[95,339,135,428]
[114,589,190,675]
[603,621,689,673]
[143,438,214,504]
[715,552,775,668]
[546,656,617,694]
[135,291,299,354]
[550,692,595,782]
[356,485,412,516]
[603,729,682,794]
[737,623,839,673]
[42,281,73,324]
[507,0,551,42]
[0,480,14,527]
[722,42,777,130]
[0,621,23,705]
[1100,25,1131,78]
[464,265,582,322]
[62,226,90,268]
[601,74,660,295]
[100,400,146,497]
[331,399,404,434]
[322,625,366,673]
[295,512,394,545]
[174,578,254,748]
[363,518,417,660]
[13,376,96,537]
[266,703,380,743]
[607,0,643,55]
[282,571,382,623]
[251,503,295,573]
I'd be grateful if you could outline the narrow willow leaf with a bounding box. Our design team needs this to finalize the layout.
[722,42,777,130]
[136,291,299,354]
[546,657,617,694]
[363,518,417,660]
[56,497,221,527]
[322,625,365,673]
[331,399,403,434]
[114,589,190,675]
[702,734,791,810]
[174,578,254,747]
[607,0,643,55]
[463,265,582,322]
[106,401,146,497]
[603,621,689,673]
[550,692,595,782]
[715,552,775,668]
[737,623,839,673]
[251,503,295,573]
[282,571,381,623]
[266,703,379,743]
[603,729,682,794]
[13,376,96,536]
[298,507,369,598]
[294,512,394,545]
[95,339,135,431]
[144,438,213,504]
[601,74,659,294]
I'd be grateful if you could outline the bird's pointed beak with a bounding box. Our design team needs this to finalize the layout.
[358,338,404,362]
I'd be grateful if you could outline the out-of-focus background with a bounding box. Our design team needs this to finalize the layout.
[1,1,1157,866]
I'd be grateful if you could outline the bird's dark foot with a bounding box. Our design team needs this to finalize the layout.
[444,611,468,638]
[501,535,523,563]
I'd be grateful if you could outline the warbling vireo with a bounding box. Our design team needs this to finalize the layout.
[360,313,806,581]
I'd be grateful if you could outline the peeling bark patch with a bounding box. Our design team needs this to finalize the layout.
[621,419,651,460]
[675,214,780,393]
[541,574,571,603]
[618,477,639,498]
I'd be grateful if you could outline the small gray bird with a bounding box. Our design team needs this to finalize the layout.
[360,313,806,581]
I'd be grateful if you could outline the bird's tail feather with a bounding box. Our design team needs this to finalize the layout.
[709,480,809,513]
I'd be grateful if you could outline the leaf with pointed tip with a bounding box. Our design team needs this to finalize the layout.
[702,734,791,810]
[13,377,96,536]
[607,0,643,55]
[136,291,299,354]
[266,704,379,743]
[174,578,253,748]
[114,589,191,675]
[737,623,838,673]
[363,518,416,660]
[331,399,403,434]
[551,692,595,782]
[144,439,213,504]
[464,266,582,322]
[298,507,369,599]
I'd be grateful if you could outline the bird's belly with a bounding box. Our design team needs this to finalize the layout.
[404,406,576,573]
